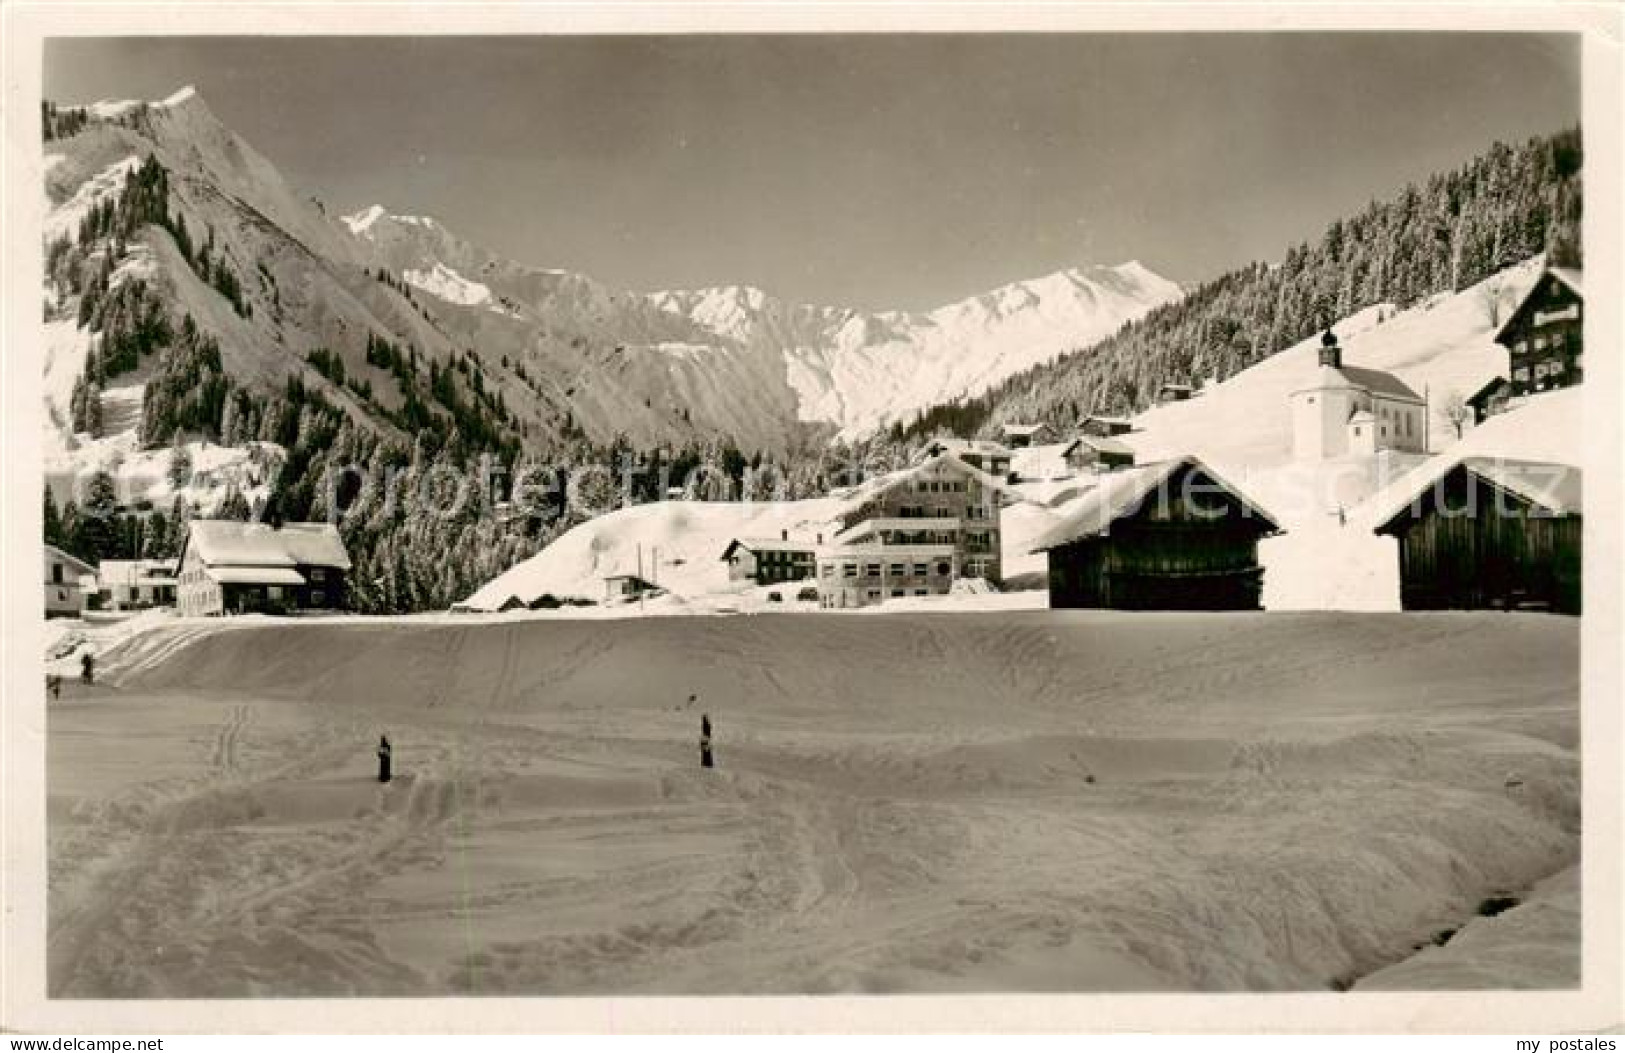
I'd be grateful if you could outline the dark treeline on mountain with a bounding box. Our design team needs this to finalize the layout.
[42,101,90,142]
[891,128,1583,443]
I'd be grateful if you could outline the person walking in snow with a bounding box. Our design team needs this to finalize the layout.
[699,713,714,769]
[80,652,95,686]
[377,735,393,783]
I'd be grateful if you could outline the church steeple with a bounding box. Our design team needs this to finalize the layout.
[1319,329,1343,369]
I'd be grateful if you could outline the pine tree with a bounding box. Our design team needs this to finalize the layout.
[168,430,193,490]
[43,485,65,547]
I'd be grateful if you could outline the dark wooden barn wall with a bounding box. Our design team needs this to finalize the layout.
[1394,472,1581,614]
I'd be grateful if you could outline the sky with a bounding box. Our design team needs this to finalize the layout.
[45,34,1579,311]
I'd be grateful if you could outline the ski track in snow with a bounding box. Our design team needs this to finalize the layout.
[47,610,1578,995]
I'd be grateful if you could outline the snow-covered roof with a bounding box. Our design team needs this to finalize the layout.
[1340,365,1423,402]
[1495,263,1584,343]
[45,544,96,574]
[1030,456,1282,553]
[99,559,179,586]
[207,566,306,586]
[1001,423,1049,437]
[1348,409,1376,424]
[836,450,1028,522]
[1550,266,1583,296]
[182,520,352,571]
[1063,435,1135,457]
[923,438,1012,460]
[1370,456,1581,535]
[720,537,818,559]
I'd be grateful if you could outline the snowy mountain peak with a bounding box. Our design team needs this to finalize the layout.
[342,204,389,236]
[161,84,199,108]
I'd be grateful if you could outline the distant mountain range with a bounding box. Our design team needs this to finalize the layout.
[42,85,1183,456]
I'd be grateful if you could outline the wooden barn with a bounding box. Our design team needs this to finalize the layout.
[1372,456,1581,614]
[1032,456,1281,610]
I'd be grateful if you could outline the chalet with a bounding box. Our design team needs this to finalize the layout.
[1032,456,1281,610]
[1289,330,1426,461]
[98,558,178,610]
[921,438,1013,480]
[720,533,817,586]
[1062,435,1136,474]
[603,573,661,603]
[1371,456,1580,615]
[44,545,96,618]
[1156,382,1195,404]
[1080,415,1135,438]
[1495,265,1583,398]
[1000,423,1052,449]
[817,451,1019,609]
[1466,376,1512,425]
[176,520,351,617]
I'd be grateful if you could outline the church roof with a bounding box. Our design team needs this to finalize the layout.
[1334,365,1423,402]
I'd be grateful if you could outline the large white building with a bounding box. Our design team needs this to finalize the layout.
[1289,330,1426,461]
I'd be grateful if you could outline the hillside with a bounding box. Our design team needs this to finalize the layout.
[895,128,1581,441]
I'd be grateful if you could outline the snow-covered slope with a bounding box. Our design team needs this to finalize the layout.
[1068,258,1578,612]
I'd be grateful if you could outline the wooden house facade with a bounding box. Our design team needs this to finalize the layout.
[1373,457,1581,615]
[1495,266,1583,398]
[1062,435,1136,474]
[1033,457,1281,610]
[720,534,817,585]
[176,520,351,617]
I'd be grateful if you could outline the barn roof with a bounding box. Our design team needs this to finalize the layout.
[1030,456,1282,553]
[1369,455,1582,535]
[181,520,352,571]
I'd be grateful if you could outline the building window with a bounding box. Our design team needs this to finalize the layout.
[268,585,284,600]
[891,589,904,598]
[914,589,928,597]
[1514,366,1530,381]
[865,563,881,577]
[1515,340,1528,354]
[1353,427,1362,437]
[309,568,327,583]
[51,563,63,584]
[889,563,905,576]
[866,590,881,600]
[311,590,326,606]
[843,564,857,578]
[1534,335,1548,350]
[936,561,951,577]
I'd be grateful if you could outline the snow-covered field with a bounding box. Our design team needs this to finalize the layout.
[48,610,1577,995]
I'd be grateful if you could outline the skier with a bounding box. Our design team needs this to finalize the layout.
[80,652,95,686]
[377,735,393,783]
[699,713,714,769]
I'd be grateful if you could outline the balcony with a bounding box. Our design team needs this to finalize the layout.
[834,516,961,545]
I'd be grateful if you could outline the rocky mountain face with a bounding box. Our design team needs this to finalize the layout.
[43,86,1182,458]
